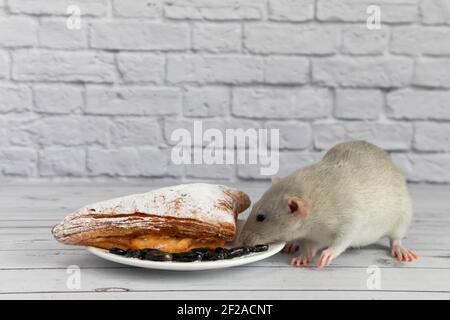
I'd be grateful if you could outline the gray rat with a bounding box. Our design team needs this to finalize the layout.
[239,141,418,268]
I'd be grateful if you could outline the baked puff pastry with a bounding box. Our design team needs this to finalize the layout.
[52,183,251,253]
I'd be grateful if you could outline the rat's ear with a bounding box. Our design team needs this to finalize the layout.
[287,196,308,218]
[271,176,281,185]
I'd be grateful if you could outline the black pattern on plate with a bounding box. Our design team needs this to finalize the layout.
[109,244,269,262]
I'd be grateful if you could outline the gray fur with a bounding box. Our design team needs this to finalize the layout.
[239,141,415,266]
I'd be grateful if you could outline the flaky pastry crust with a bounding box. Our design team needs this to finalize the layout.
[52,183,251,252]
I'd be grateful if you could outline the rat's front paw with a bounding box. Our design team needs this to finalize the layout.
[287,240,319,266]
[283,241,299,254]
[317,248,336,269]
[290,255,312,267]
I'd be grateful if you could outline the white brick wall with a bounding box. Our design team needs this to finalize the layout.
[1,0,450,183]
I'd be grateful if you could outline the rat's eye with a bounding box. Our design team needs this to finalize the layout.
[256,214,266,222]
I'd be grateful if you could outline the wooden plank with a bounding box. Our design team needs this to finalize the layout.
[0,182,264,211]
[0,185,173,214]
[2,228,448,251]
[0,183,450,215]
[0,266,449,294]
[410,185,450,214]
[0,249,448,269]
[1,290,449,300]
[1,184,449,215]
[0,227,55,233]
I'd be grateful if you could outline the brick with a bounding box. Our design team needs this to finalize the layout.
[165,0,265,20]
[245,24,338,54]
[277,152,324,177]
[313,57,413,87]
[313,122,413,150]
[0,51,8,79]
[0,85,32,113]
[110,118,162,146]
[193,23,241,53]
[317,0,418,23]
[237,152,322,179]
[117,53,165,84]
[88,148,139,176]
[391,153,450,183]
[167,55,263,84]
[414,58,450,88]
[236,164,270,180]
[34,117,109,146]
[86,87,181,116]
[420,0,450,25]
[87,147,168,176]
[263,57,309,84]
[39,19,87,49]
[161,148,185,177]
[39,148,85,177]
[265,121,311,150]
[414,123,450,152]
[335,89,383,120]
[8,0,107,16]
[183,87,229,117]
[232,88,332,119]
[269,0,314,21]
[387,89,450,120]
[341,26,388,55]
[0,148,36,176]
[3,115,39,146]
[391,26,450,55]
[0,18,37,47]
[112,0,162,18]
[164,118,260,147]
[186,163,234,180]
[34,85,83,114]
[0,119,6,146]
[138,148,169,176]
[13,51,115,83]
[90,22,189,51]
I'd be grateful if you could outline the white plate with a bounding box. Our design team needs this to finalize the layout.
[87,219,285,271]
[87,242,285,271]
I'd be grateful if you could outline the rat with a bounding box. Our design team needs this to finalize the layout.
[239,140,418,268]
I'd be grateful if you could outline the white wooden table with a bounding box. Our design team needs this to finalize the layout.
[1,182,449,299]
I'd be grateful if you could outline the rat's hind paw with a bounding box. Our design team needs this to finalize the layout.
[390,239,419,262]
[283,242,299,254]
[391,246,418,262]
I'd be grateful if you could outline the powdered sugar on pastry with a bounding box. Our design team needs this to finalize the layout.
[77,183,241,222]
